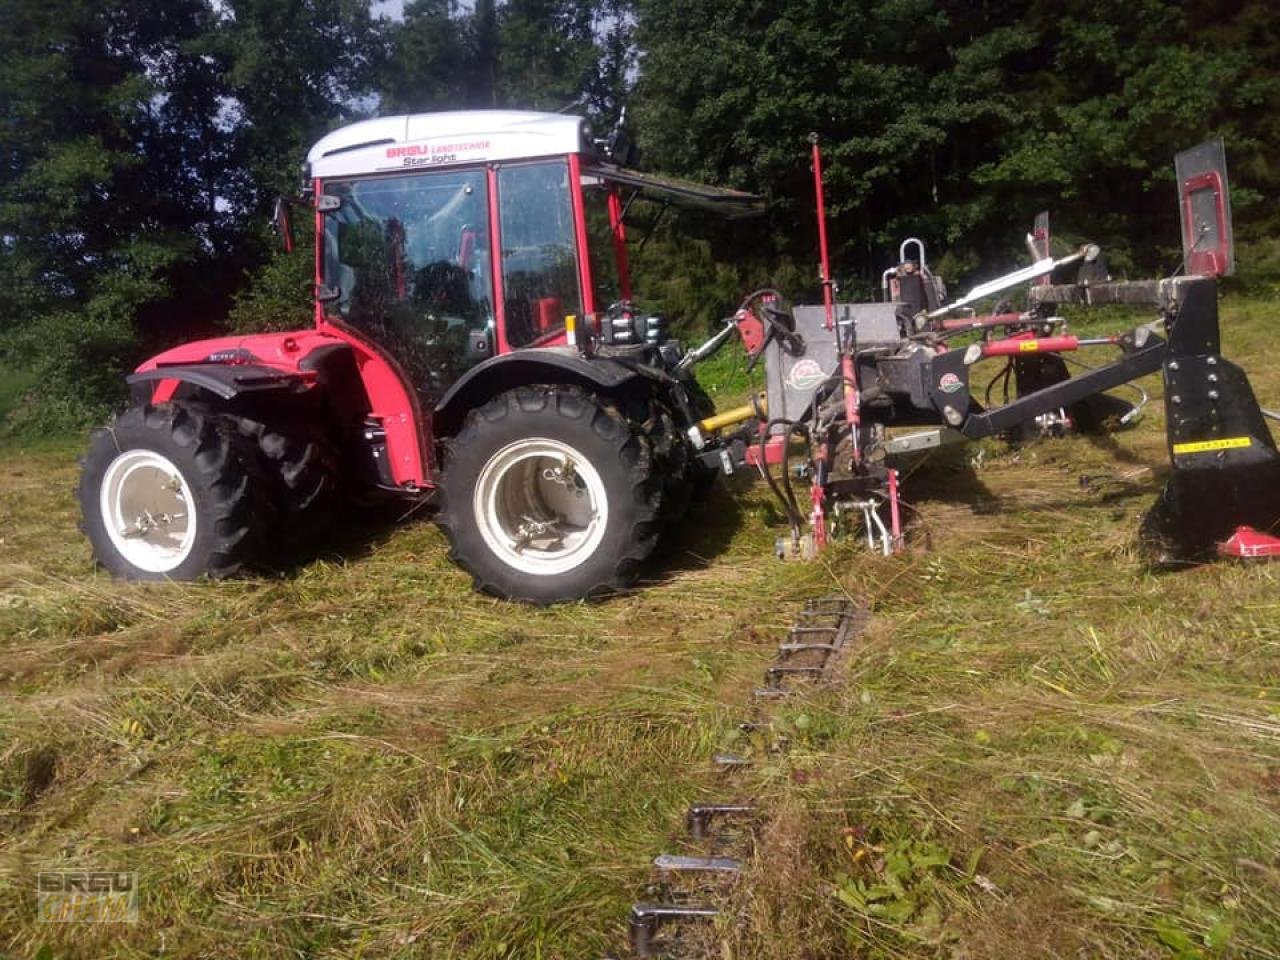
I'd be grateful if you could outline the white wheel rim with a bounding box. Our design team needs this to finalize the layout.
[100,450,198,574]
[473,438,609,577]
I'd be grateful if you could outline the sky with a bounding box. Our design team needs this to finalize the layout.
[370,0,406,21]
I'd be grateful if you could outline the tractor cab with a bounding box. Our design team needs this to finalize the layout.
[306,111,759,407]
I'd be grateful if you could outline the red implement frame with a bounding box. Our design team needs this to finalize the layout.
[1218,526,1280,559]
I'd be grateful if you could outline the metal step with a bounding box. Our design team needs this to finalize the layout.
[712,752,750,771]
[777,641,839,654]
[764,664,824,687]
[804,598,853,614]
[653,854,742,874]
[789,624,840,636]
[629,902,719,957]
[752,687,789,701]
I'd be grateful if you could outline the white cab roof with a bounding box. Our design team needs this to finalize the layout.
[307,110,590,179]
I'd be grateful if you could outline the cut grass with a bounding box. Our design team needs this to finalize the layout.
[1,295,1279,958]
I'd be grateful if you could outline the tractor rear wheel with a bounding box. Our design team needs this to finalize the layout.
[224,416,338,543]
[436,387,661,603]
[78,404,265,580]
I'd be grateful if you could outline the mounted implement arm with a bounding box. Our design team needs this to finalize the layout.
[676,136,1280,566]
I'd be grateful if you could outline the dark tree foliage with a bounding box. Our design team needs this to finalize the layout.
[0,0,384,426]
[381,0,632,123]
[209,0,385,203]
[0,0,229,425]
[634,0,1280,294]
[1,0,1278,428]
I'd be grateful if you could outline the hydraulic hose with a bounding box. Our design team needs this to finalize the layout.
[759,417,807,540]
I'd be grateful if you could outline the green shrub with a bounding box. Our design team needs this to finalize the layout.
[227,225,316,335]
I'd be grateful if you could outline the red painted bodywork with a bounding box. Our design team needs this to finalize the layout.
[733,307,766,356]
[608,186,632,302]
[981,335,1080,357]
[137,152,617,491]
[809,137,860,465]
[939,312,1025,331]
[1181,170,1229,277]
[1218,525,1280,558]
[887,467,902,553]
[487,165,510,356]
[567,153,597,330]
[744,436,786,467]
[135,325,430,487]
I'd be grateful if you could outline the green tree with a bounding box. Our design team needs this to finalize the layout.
[0,0,227,425]
[209,0,386,204]
[633,0,1280,289]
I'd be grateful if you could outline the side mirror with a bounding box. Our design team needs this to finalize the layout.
[272,196,295,254]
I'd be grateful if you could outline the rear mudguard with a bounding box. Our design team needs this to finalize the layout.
[130,325,429,487]
[432,349,646,437]
[128,363,313,401]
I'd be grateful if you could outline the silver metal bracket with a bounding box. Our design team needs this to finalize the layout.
[653,854,742,875]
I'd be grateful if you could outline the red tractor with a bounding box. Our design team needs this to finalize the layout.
[79,111,756,603]
[80,116,1280,603]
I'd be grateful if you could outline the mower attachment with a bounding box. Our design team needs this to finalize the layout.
[1140,276,1280,562]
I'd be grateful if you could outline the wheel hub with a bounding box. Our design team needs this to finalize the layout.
[100,450,198,574]
[473,438,609,576]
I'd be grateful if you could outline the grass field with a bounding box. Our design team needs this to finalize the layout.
[2,298,1279,959]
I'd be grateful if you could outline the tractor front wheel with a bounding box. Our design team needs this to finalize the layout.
[78,404,264,580]
[436,387,661,603]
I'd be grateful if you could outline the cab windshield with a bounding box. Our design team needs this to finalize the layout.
[322,169,494,401]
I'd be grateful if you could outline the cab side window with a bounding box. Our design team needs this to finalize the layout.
[497,161,582,347]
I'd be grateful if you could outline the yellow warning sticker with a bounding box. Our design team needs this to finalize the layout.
[1172,436,1252,455]
[1018,340,1039,352]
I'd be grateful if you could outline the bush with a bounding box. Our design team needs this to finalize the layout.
[227,228,315,334]
[1235,237,1280,299]
[0,308,135,433]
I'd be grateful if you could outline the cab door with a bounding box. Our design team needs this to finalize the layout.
[321,167,496,405]
[493,159,586,350]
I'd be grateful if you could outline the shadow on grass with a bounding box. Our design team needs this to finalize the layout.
[254,496,437,576]
[648,475,748,577]
[256,481,750,585]
[897,445,1002,513]
[897,430,1171,518]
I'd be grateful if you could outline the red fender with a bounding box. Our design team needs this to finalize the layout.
[134,325,430,487]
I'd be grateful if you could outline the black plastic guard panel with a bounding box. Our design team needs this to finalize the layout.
[128,363,311,401]
[1142,353,1280,561]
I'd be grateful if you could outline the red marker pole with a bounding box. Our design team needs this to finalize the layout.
[888,467,902,553]
[811,136,835,334]
[810,134,860,462]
